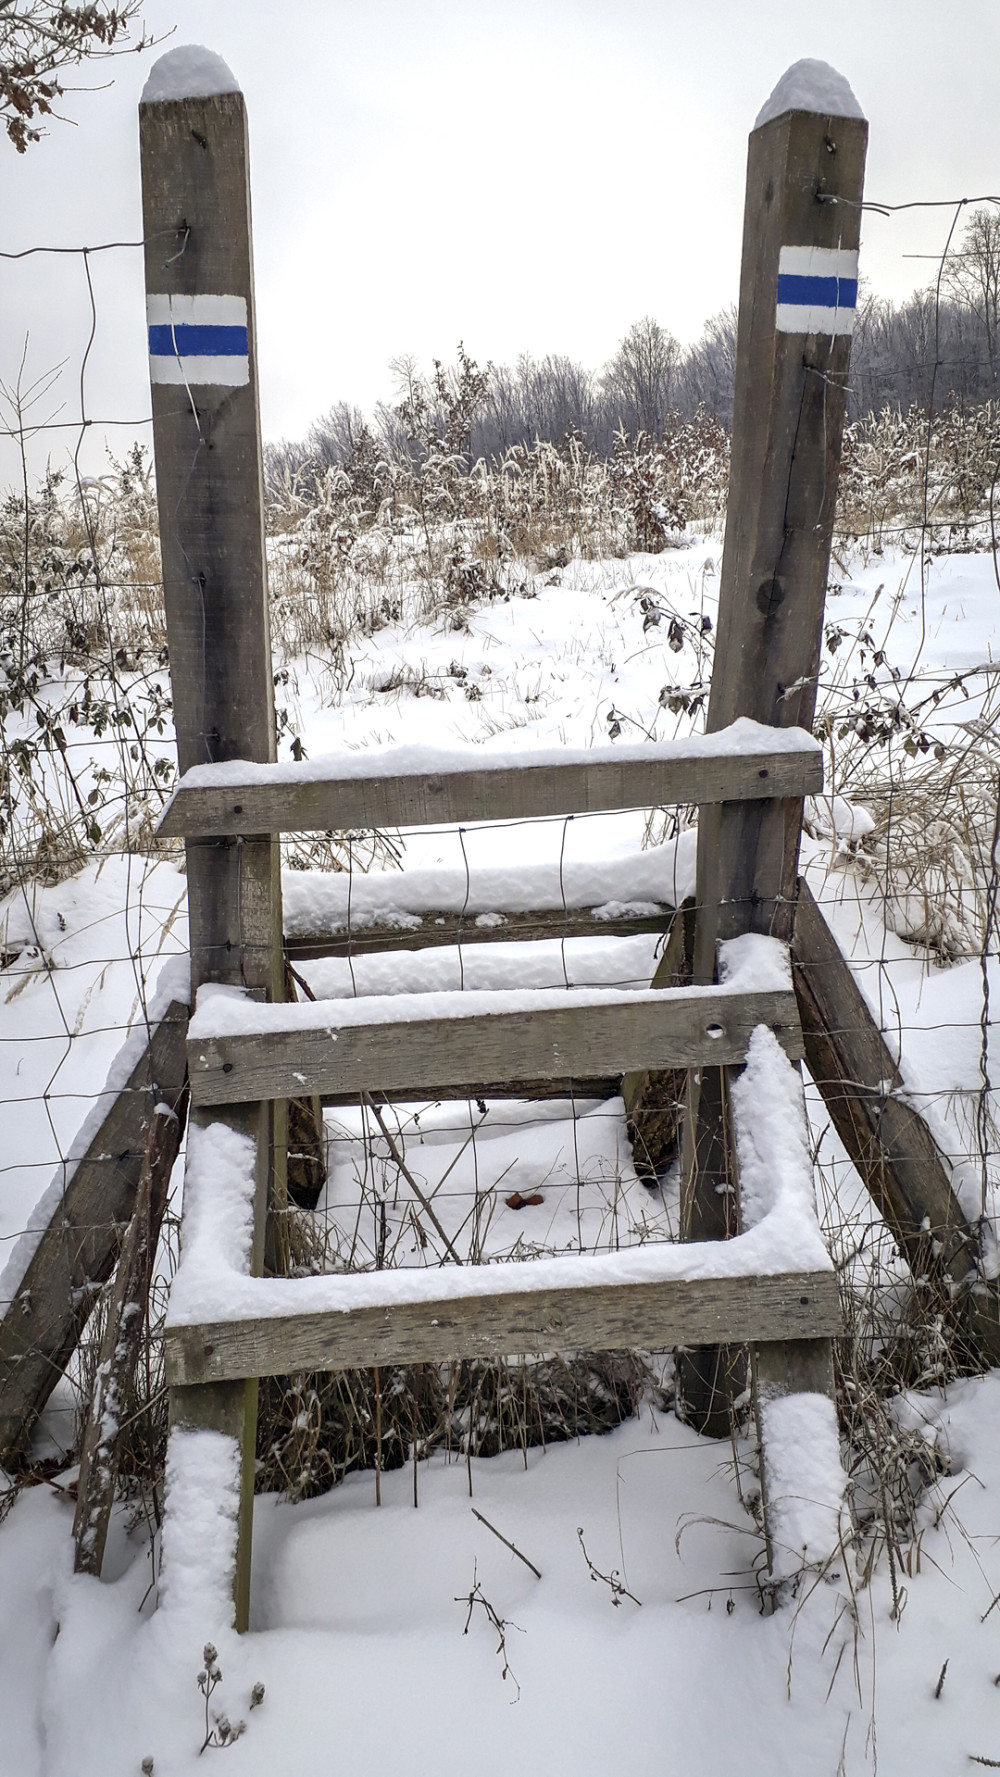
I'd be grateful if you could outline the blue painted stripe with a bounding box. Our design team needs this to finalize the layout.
[776,273,858,309]
[148,322,248,357]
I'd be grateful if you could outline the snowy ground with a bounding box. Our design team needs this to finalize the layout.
[4,530,1000,1772]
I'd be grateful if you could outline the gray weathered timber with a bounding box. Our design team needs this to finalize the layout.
[159,743,822,839]
[164,1268,842,1385]
[622,898,695,1177]
[693,108,867,970]
[319,1076,622,1108]
[140,81,282,1631]
[187,986,804,1107]
[792,879,978,1282]
[167,1373,260,1631]
[675,103,868,1436]
[285,903,675,962]
[753,1336,841,1580]
[140,87,282,999]
[73,1091,187,1576]
[0,1001,189,1467]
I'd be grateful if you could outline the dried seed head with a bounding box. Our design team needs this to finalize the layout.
[250,1682,265,1708]
[141,1761,154,1776]
[202,1642,217,1667]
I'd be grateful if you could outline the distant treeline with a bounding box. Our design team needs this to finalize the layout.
[266,207,1000,492]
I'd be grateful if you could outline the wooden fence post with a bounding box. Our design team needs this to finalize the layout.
[679,73,868,1431]
[139,48,284,1629]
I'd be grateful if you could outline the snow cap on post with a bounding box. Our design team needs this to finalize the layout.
[140,44,240,103]
[754,59,865,130]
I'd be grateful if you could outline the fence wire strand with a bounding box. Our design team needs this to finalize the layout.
[2,191,1000,1529]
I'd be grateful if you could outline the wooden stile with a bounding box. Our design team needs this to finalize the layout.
[131,54,887,1627]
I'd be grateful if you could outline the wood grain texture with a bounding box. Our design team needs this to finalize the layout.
[73,1093,187,1576]
[140,85,281,1632]
[319,1077,622,1107]
[675,107,867,1436]
[140,88,282,998]
[792,878,977,1281]
[187,986,804,1107]
[167,1375,259,1632]
[285,903,675,962]
[164,1268,842,1385]
[693,109,868,970]
[159,744,823,839]
[622,898,695,1178]
[0,1002,189,1466]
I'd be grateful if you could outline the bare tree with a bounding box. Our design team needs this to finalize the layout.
[602,316,680,438]
[676,306,737,422]
[1,2,154,152]
[943,205,1000,385]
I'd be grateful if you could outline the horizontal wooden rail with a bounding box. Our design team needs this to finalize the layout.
[320,1075,622,1107]
[165,1267,841,1385]
[285,903,675,962]
[187,984,803,1106]
[159,729,823,838]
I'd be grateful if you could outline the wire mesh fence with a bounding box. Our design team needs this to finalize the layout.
[3,193,1000,1551]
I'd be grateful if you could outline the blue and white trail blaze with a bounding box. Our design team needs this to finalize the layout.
[775,246,858,336]
[147,293,250,386]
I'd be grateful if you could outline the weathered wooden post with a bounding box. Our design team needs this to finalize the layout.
[139,43,283,1629]
[680,62,868,1431]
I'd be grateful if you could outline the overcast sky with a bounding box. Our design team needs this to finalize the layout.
[3,0,1000,483]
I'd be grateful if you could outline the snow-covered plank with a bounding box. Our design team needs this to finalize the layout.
[186,980,804,1107]
[281,839,694,938]
[166,1269,840,1385]
[729,1024,850,1578]
[158,721,823,838]
[162,1090,837,1382]
[286,905,675,962]
[282,839,690,960]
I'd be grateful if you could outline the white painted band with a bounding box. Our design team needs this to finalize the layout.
[146,293,247,326]
[775,304,856,336]
[778,246,859,279]
[149,355,250,387]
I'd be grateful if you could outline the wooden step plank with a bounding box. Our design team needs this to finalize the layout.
[165,1267,840,1385]
[285,904,674,961]
[159,730,823,839]
[187,984,804,1106]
